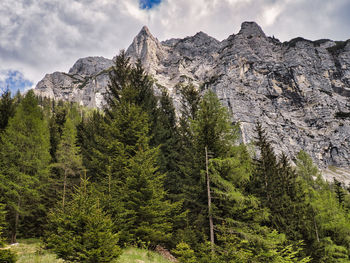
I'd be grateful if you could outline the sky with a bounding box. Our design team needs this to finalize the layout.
[0,0,349,94]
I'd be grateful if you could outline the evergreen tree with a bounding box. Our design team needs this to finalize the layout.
[46,179,121,263]
[251,122,279,204]
[333,178,346,206]
[252,125,312,244]
[179,90,241,249]
[77,110,105,181]
[295,150,319,185]
[105,51,157,126]
[118,146,176,247]
[0,203,17,262]
[0,89,16,132]
[0,90,51,242]
[53,117,83,208]
[153,89,182,200]
[48,105,67,162]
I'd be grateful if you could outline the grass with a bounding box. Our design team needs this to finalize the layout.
[9,239,63,263]
[117,247,172,263]
[8,239,172,263]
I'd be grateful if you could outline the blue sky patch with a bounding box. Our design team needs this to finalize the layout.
[140,0,161,9]
[0,70,33,95]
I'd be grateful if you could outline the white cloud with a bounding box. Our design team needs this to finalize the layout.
[0,0,349,89]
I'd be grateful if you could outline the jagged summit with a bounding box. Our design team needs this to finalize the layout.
[238,21,266,38]
[138,25,153,38]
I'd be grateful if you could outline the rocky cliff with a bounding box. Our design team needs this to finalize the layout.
[34,22,350,181]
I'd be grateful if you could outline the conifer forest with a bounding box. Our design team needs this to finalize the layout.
[2,52,350,262]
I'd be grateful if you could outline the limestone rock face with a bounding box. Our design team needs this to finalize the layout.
[35,56,113,108]
[34,22,350,178]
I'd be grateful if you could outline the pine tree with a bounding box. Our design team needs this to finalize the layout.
[0,89,16,132]
[252,124,312,242]
[77,110,105,181]
[333,178,346,206]
[251,122,279,204]
[0,203,17,262]
[53,117,83,208]
[105,52,157,126]
[0,90,51,242]
[118,146,176,246]
[46,179,121,263]
[153,89,182,200]
[179,90,241,249]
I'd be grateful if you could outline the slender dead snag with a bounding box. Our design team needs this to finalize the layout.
[205,146,215,254]
[63,169,67,209]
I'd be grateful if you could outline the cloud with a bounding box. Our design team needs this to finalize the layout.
[0,0,349,90]
[0,70,33,95]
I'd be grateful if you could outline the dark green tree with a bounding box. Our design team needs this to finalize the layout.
[46,179,121,263]
[153,89,182,200]
[0,203,17,262]
[118,145,177,247]
[252,124,312,243]
[333,178,346,206]
[0,89,16,132]
[53,117,83,209]
[0,90,51,242]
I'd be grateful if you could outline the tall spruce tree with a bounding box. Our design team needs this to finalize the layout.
[46,179,121,263]
[180,90,241,249]
[0,90,16,132]
[153,89,182,200]
[0,90,50,242]
[252,124,312,242]
[53,117,83,208]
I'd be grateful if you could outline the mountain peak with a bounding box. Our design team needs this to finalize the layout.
[138,25,153,38]
[238,21,266,38]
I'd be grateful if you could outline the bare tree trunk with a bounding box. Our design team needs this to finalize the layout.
[205,146,214,254]
[11,199,20,243]
[63,169,67,209]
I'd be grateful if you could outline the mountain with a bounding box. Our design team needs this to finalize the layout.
[34,22,350,181]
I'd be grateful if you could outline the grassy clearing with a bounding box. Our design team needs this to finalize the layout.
[117,247,172,263]
[8,239,172,263]
[9,238,63,263]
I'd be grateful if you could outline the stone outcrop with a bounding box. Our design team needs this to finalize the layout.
[34,22,350,181]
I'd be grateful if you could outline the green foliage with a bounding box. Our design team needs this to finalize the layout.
[333,178,346,206]
[215,224,311,263]
[117,146,177,247]
[53,117,83,208]
[0,90,51,241]
[252,124,311,242]
[45,179,121,263]
[172,242,197,263]
[296,150,320,184]
[0,249,17,263]
[0,204,6,247]
[0,203,17,262]
[0,90,16,132]
[153,89,182,200]
[192,90,238,158]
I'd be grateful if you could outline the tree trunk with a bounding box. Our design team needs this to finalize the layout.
[11,199,20,243]
[205,146,214,253]
[63,169,67,209]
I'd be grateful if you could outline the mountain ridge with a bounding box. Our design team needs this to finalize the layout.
[34,21,350,182]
